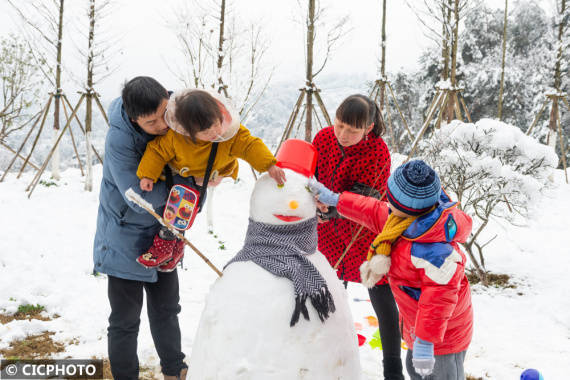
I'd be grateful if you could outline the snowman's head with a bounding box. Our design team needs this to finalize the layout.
[250,169,316,225]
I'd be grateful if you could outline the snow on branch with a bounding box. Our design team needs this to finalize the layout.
[418,118,558,283]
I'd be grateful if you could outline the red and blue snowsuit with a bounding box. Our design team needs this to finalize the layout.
[337,191,474,355]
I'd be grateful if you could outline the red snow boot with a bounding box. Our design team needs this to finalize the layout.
[158,238,185,272]
[137,234,175,268]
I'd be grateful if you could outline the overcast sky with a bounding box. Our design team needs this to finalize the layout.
[0,0,552,102]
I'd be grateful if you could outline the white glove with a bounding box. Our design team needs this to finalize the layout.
[359,254,391,288]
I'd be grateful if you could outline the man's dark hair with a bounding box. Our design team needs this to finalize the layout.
[121,76,169,120]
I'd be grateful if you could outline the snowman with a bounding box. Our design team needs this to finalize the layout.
[188,140,362,380]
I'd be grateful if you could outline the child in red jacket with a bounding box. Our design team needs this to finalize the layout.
[310,160,473,380]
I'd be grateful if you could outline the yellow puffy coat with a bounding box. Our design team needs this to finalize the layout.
[136,125,276,182]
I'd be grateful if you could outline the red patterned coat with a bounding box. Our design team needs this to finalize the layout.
[312,126,391,283]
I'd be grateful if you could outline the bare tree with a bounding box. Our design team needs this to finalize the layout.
[497,0,509,120]
[8,0,67,180]
[0,35,41,143]
[294,0,349,142]
[546,0,568,150]
[405,0,478,123]
[379,0,387,109]
[75,0,116,191]
[420,120,557,285]
[168,0,273,123]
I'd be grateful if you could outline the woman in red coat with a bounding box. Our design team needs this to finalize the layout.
[312,94,404,380]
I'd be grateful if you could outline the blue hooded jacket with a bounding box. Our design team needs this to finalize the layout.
[93,96,192,282]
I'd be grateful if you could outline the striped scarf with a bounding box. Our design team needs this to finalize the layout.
[367,213,418,260]
[225,217,336,327]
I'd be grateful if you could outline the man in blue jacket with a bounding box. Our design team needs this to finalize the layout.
[93,77,189,380]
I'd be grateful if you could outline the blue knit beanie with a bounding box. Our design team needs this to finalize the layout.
[386,160,441,216]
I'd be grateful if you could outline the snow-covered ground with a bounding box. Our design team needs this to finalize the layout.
[1,162,569,379]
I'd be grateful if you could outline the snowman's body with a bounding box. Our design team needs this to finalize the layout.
[188,169,362,380]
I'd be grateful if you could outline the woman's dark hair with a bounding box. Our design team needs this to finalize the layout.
[175,91,223,142]
[121,76,169,120]
[335,94,385,136]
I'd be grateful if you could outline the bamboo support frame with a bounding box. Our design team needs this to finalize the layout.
[27,94,86,198]
[385,88,398,153]
[410,91,446,157]
[93,93,109,126]
[562,96,570,111]
[459,96,473,123]
[386,81,415,141]
[17,95,55,179]
[0,105,47,182]
[0,141,40,171]
[293,106,307,140]
[60,98,85,176]
[275,91,305,154]
[276,84,330,155]
[63,94,103,164]
[526,94,569,182]
[313,89,332,126]
[556,107,568,183]
[527,99,549,135]
[4,87,108,188]
[424,89,442,127]
[453,92,463,121]
[313,107,324,130]
[436,92,450,129]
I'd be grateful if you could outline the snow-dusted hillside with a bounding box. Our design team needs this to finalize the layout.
[0,162,569,379]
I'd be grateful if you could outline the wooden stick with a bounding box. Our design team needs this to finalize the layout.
[0,141,40,171]
[293,105,307,141]
[0,107,45,181]
[424,89,442,127]
[333,158,391,270]
[63,94,103,165]
[409,91,446,158]
[27,94,86,197]
[435,92,450,130]
[385,88,399,153]
[275,90,305,155]
[313,106,324,130]
[387,81,415,142]
[61,97,85,176]
[125,189,223,277]
[562,95,570,112]
[453,92,463,121]
[370,81,380,103]
[94,93,110,126]
[314,89,332,126]
[459,94,473,123]
[17,94,54,179]
[527,98,549,135]
[556,107,568,183]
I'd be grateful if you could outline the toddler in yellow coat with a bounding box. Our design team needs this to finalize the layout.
[136,88,285,271]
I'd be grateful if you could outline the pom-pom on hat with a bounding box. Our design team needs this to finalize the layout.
[386,160,441,216]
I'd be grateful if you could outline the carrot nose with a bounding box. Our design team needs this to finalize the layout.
[289,200,299,210]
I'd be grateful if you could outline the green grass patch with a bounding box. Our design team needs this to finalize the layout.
[17,304,45,314]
